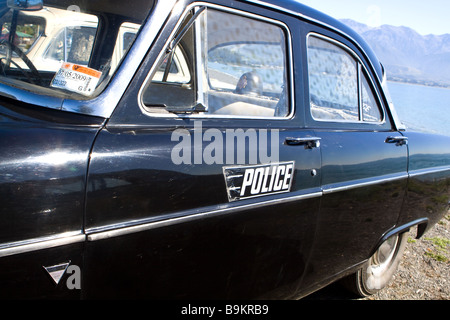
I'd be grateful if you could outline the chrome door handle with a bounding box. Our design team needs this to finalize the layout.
[385,136,408,146]
[285,137,321,149]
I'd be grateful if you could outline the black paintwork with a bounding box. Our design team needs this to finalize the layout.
[0,0,449,299]
[0,99,104,243]
[0,99,104,298]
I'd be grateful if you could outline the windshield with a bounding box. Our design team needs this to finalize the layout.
[0,0,155,99]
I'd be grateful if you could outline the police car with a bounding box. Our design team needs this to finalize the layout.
[0,0,449,299]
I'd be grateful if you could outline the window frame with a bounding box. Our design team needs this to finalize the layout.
[306,32,386,125]
[137,2,295,121]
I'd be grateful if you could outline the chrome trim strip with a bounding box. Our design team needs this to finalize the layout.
[86,173,411,241]
[0,172,422,249]
[381,71,405,131]
[409,165,450,178]
[323,173,408,195]
[86,190,322,241]
[85,171,419,241]
[0,232,85,258]
[137,2,295,121]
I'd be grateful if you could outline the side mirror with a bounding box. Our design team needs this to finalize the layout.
[7,0,43,11]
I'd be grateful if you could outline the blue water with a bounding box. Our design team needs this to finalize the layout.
[387,82,450,136]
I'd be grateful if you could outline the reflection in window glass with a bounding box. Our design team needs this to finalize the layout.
[151,46,191,83]
[0,1,152,99]
[308,36,358,121]
[123,32,137,53]
[206,9,288,117]
[44,27,97,66]
[143,7,289,118]
[208,43,285,94]
[0,11,45,54]
[362,73,382,122]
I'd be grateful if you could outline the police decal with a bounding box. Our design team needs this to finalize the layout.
[223,161,295,202]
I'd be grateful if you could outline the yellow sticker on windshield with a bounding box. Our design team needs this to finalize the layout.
[51,62,102,96]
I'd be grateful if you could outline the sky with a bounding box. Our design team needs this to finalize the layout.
[297,0,450,36]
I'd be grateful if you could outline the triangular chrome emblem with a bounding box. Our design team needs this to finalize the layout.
[43,262,70,285]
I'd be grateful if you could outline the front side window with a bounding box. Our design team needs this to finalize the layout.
[0,1,154,99]
[142,6,290,118]
[307,35,383,123]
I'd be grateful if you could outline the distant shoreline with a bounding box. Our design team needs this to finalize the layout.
[387,77,450,89]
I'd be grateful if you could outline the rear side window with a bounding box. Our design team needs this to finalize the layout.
[142,6,291,118]
[307,35,383,123]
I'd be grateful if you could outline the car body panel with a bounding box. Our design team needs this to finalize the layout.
[399,131,450,230]
[0,0,448,299]
[0,99,104,298]
[300,130,408,290]
[0,101,103,244]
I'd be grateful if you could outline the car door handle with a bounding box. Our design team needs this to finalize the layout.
[385,136,408,146]
[285,137,321,149]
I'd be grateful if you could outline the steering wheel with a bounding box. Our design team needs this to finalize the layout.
[0,39,43,85]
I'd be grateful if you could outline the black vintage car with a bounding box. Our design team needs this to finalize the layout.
[0,0,448,299]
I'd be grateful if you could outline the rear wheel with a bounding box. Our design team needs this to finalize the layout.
[342,232,408,297]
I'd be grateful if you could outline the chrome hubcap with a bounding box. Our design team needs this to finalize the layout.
[372,235,398,272]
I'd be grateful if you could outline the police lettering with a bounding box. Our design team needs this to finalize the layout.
[240,163,293,197]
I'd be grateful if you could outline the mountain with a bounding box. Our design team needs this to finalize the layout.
[340,19,450,87]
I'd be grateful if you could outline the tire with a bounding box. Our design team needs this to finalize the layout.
[341,232,408,297]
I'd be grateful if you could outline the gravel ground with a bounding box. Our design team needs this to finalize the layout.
[365,211,450,300]
[306,210,450,300]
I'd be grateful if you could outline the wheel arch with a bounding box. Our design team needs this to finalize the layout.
[369,217,429,258]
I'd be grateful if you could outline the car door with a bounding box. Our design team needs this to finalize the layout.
[300,31,408,289]
[0,104,101,299]
[82,2,321,299]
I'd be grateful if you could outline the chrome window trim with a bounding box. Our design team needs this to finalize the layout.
[245,0,383,81]
[0,0,407,133]
[137,2,295,121]
[381,69,406,131]
[0,231,85,258]
[306,33,387,125]
[246,0,406,131]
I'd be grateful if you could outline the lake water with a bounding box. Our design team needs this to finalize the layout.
[387,81,450,136]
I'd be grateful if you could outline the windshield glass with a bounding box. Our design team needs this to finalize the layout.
[0,0,155,99]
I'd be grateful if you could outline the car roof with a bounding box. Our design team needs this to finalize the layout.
[39,0,383,80]
[243,0,384,80]
[44,0,155,23]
